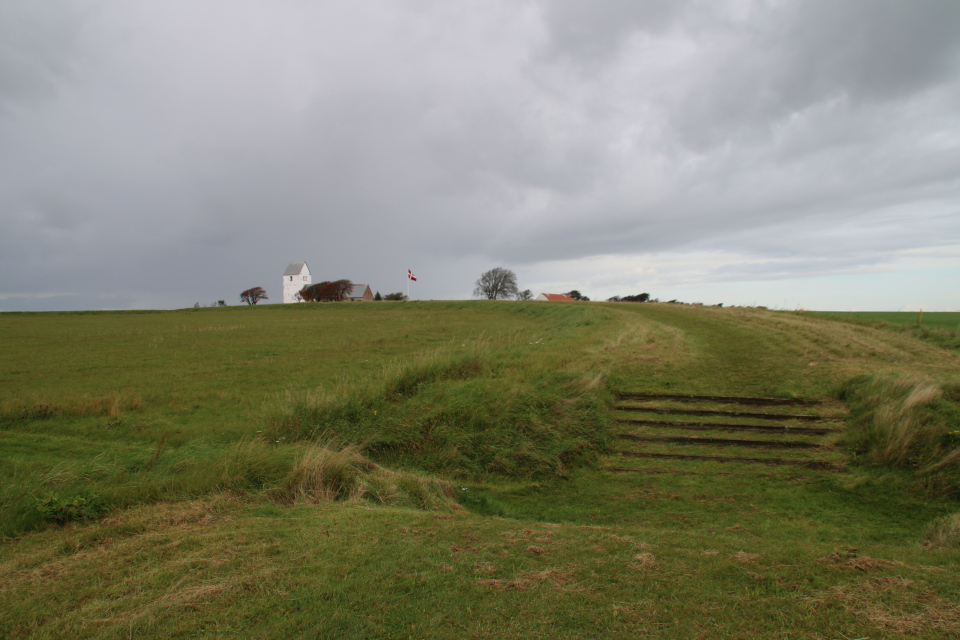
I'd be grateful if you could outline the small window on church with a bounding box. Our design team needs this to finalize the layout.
[289,276,293,281]
[303,276,307,281]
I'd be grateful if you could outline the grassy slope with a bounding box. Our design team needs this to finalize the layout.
[2,302,960,639]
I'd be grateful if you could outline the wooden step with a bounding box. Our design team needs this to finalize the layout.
[615,406,827,421]
[615,451,838,470]
[616,393,819,406]
[617,433,820,449]
[616,418,837,435]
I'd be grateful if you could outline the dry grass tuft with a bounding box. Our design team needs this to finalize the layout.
[924,512,960,548]
[267,442,456,511]
[842,374,960,480]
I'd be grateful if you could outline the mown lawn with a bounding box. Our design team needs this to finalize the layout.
[2,302,959,639]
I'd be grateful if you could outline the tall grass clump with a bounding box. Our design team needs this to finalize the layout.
[263,349,610,479]
[925,512,960,548]
[840,374,960,493]
[268,443,457,510]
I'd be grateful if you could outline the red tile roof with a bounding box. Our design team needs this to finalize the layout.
[539,293,574,301]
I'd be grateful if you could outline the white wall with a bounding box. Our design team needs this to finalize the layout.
[282,264,311,303]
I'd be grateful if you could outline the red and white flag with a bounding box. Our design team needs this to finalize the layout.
[407,269,417,281]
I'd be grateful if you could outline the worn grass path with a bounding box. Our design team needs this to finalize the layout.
[2,303,959,639]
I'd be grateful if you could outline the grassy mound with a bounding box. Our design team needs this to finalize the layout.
[263,347,609,479]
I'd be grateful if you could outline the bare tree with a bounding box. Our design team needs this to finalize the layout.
[240,287,268,305]
[516,289,533,300]
[474,267,519,300]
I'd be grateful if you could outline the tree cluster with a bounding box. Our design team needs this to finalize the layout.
[382,292,408,301]
[299,280,354,302]
[240,287,268,305]
[607,293,650,303]
[565,290,590,301]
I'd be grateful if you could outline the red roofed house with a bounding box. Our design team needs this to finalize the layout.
[536,293,575,301]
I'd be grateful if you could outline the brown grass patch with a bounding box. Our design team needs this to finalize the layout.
[725,525,755,536]
[822,577,960,635]
[478,569,571,591]
[508,569,572,590]
[633,553,656,568]
[818,548,903,571]
[733,552,761,564]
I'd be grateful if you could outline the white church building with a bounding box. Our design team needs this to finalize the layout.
[282,262,311,303]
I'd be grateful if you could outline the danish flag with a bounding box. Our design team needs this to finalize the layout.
[408,269,417,281]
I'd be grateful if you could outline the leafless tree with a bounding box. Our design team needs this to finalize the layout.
[240,287,269,305]
[474,267,519,300]
[516,289,533,300]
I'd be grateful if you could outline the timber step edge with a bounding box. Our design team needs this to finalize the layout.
[615,418,837,435]
[615,451,839,470]
[616,393,820,406]
[617,433,822,449]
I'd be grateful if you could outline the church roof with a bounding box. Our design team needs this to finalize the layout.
[283,262,309,276]
[346,284,370,298]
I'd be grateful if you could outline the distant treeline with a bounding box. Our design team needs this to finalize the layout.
[607,293,651,302]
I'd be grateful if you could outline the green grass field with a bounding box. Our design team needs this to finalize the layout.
[805,311,960,351]
[2,302,960,638]
[809,311,960,331]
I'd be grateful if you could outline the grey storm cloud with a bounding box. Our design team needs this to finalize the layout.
[1,0,958,310]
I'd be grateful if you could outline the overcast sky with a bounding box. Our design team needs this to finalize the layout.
[2,0,958,311]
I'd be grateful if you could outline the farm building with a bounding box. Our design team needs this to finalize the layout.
[536,293,574,301]
[282,262,311,303]
[346,284,374,301]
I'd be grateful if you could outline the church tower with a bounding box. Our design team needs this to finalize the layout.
[282,262,311,303]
